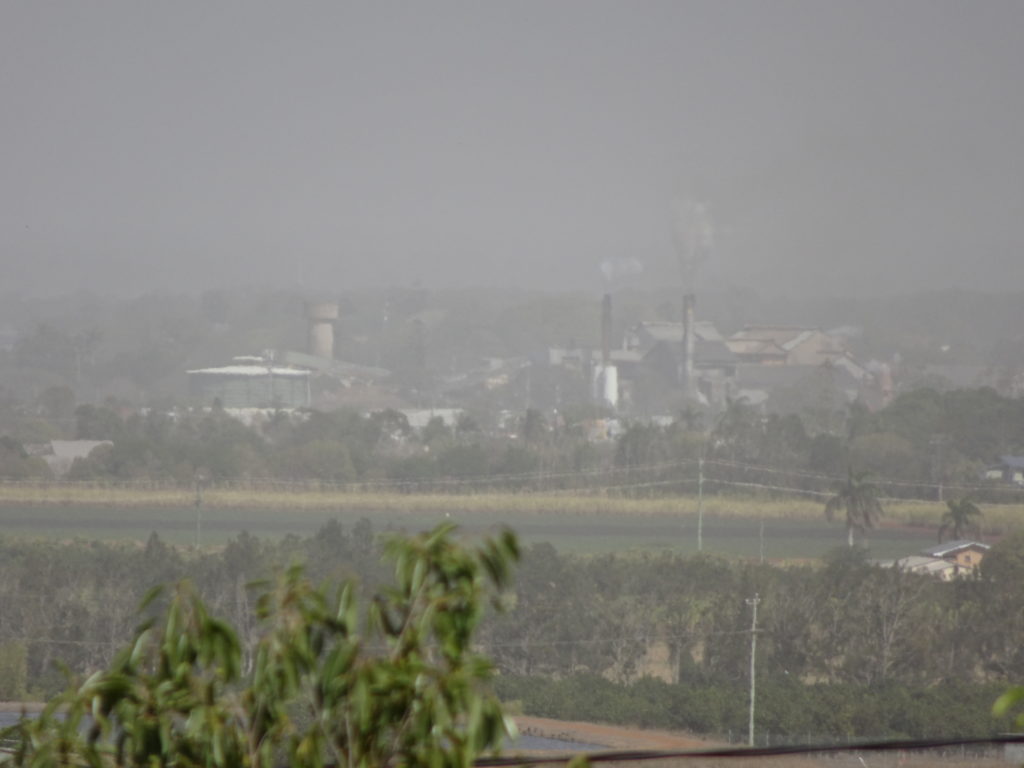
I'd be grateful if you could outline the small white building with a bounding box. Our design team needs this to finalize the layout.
[400,408,464,430]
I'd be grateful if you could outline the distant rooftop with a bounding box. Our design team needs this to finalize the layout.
[920,540,990,558]
[187,365,310,378]
[278,350,391,380]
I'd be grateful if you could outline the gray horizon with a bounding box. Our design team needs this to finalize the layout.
[3,1,1023,299]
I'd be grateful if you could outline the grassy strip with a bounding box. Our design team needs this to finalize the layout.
[0,484,1020,531]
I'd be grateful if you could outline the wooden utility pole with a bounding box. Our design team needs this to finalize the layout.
[697,457,705,552]
[194,469,208,551]
[746,593,761,747]
[930,435,949,502]
[194,479,203,551]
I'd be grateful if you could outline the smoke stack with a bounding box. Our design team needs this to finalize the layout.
[682,293,695,396]
[601,293,612,366]
[307,301,339,359]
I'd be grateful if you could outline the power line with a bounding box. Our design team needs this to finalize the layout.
[518,459,1024,505]
[2,454,1023,504]
[704,457,1024,496]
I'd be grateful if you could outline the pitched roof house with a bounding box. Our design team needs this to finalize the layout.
[920,540,990,572]
[884,540,990,581]
[984,456,1024,486]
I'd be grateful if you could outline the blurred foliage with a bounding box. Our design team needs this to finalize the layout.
[5,523,519,768]
[497,673,1009,742]
[0,520,1021,742]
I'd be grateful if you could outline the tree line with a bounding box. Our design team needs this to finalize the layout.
[2,521,1024,740]
[2,523,518,768]
[3,386,1024,504]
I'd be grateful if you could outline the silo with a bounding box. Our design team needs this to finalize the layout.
[601,293,612,366]
[601,364,619,408]
[307,301,338,360]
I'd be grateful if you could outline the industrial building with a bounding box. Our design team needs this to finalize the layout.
[186,299,394,411]
[187,363,311,408]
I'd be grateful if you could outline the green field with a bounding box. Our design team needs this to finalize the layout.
[0,483,1001,560]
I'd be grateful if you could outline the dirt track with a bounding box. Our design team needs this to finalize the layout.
[511,718,1008,767]
[514,715,715,750]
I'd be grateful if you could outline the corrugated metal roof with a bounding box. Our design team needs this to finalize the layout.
[187,365,310,378]
[920,540,990,557]
[782,329,817,351]
[279,350,391,379]
[732,326,808,345]
[726,338,786,355]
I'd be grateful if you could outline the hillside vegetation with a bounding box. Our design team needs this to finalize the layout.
[0,521,1023,742]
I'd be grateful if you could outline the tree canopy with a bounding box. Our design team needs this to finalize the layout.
[5,524,519,768]
[939,498,983,542]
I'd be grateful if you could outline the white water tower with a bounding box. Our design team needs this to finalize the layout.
[307,301,338,360]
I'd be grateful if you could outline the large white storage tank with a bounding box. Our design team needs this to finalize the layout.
[307,301,338,360]
[592,364,619,408]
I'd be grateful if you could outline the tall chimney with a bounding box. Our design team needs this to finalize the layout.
[307,301,339,360]
[682,293,695,397]
[601,293,612,367]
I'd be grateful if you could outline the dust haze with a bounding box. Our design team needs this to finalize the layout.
[6,4,1024,750]
[3,1,1023,298]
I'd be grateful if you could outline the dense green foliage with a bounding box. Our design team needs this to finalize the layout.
[0,522,385,699]
[482,542,1024,689]
[1,522,1023,742]
[4,386,1024,508]
[5,524,519,768]
[3,287,1024,500]
[62,406,613,486]
[497,674,1009,742]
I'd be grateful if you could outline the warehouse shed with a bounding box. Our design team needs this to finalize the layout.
[187,365,311,408]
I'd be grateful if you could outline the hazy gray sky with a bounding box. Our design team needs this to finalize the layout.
[3,1,1023,297]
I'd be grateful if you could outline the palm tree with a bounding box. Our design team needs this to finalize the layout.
[938,497,983,543]
[824,468,884,548]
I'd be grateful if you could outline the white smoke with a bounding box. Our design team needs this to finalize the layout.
[599,257,645,285]
[671,198,715,268]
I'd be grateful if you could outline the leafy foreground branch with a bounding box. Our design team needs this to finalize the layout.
[4,523,519,768]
